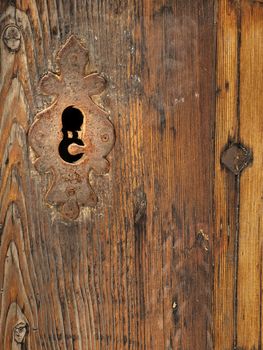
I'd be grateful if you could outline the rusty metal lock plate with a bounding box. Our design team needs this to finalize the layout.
[29,36,115,219]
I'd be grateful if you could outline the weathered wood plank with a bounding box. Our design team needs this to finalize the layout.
[139,2,216,349]
[0,1,216,349]
[237,1,263,348]
[214,0,240,348]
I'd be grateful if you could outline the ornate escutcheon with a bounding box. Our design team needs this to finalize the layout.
[29,35,115,219]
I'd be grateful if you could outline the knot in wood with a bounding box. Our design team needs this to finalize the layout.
[13,321,27,344]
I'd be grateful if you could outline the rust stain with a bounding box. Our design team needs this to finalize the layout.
[29,35,115,219]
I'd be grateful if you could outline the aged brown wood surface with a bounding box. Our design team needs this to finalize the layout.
[237,1,263,349]
[0,0,262,349]
[214,1,263,349]
[0,1,216,349]
[213,0,240,348]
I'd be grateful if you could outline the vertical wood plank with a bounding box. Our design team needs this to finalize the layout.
[140,2,216,349]
[237,1,263,348]
[0,1,216,349]
[214,0,240,348]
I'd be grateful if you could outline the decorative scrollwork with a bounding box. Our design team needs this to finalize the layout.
[29,36,115,219]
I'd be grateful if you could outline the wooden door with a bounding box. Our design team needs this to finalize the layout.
[0,1,262,349]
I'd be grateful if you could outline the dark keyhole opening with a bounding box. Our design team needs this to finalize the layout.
[59,106,84,163]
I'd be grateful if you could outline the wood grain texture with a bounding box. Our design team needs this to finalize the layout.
[0,1,217,348]
[214,1,263,349]
[214,0,240,348]
[237,1,263,349]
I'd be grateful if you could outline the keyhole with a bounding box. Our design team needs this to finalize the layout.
[59,106,84,163]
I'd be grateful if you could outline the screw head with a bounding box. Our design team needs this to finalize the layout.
[101,133,109,142]
[3,25,21,52]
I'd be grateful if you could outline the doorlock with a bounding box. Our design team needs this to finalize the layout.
[29,36,115,219]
